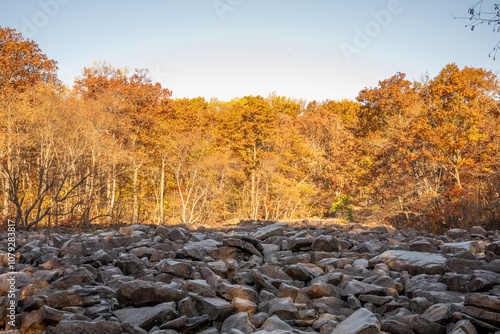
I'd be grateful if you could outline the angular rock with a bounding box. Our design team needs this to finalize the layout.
[20,305,66,334]
[466,270,500,292]
[310,296,348,315]
[159,314,210,333]
[0,272,34,294]
[331,308,381,334]
[47,320,122,334]
[191,294,235,321]
[308,282,340,299]
[406,314,447,334]
[115,253,147,275]
[168,227,187,242]
[51,268,96,290]
[182,279,216,297]
[382,319,416,334]
[409,297,432,314]
[465,293,500,312]
[449,319,478,334]
[116,280,184,306]
[486,241,500,258]
[369,250,447,275]
[312,235,339,252]
[157,259,195,279]
[178,297,198,317]
[253,224,285,240]
[47,288,100,308]
[409,240,437,253]
[341,280,398,298]
[181,239,221,261]
[441,241,481,254]
[422,303,458,324]
[284,264,322,284]
[291,237,314,252]
[260,297,297,320]
[113,302,178,331]
[462,305,500,326]
[232,297,257,315]
[447,229,470,240]
[412,290,465,304]
[259,314,293,332]
[220,312,256,334]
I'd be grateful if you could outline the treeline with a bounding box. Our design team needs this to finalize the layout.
[1,27,499,232]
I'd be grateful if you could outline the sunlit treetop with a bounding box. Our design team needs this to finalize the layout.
[0,26,58,93]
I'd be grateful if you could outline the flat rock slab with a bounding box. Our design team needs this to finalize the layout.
[47,320,122,334]
[253,224,285,240]
[341,280,398,298]
[440,241,481,254]
[113,302,178,331]
[331,307,381,334]
[369,250,447,275]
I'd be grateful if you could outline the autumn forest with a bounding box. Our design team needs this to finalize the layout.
[1,27,500,232]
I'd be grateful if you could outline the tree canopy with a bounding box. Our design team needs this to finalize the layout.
[1,26,500,233]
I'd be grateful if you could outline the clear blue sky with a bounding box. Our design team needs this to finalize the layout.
[1,0,498,102]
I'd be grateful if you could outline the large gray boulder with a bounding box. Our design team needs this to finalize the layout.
[116,280,184,306]
[369,250,447,275]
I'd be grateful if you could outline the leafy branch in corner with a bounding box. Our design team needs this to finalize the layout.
[453,0,500,59]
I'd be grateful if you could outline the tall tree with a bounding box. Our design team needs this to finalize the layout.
[216,96,278,219]
[74,61,171,223]
[0,27,59,223]
[0,26,58,93]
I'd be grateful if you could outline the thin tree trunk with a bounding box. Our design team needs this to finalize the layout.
[159,158,165,225]
[132,165,139,224]
[251,170,256,220]
[2,172,8,219]
[109,164,116,217]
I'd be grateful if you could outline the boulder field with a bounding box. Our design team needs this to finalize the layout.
[0,221,499,334]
